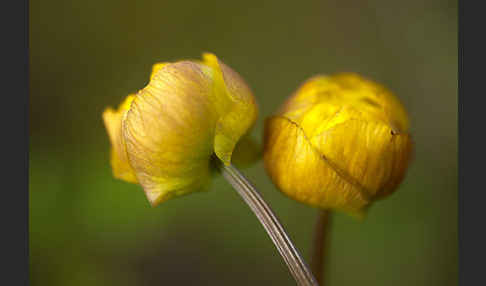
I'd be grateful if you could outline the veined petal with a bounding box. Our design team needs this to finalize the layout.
[150,62,170,81]
[263,73,412,217]
[310,119,413,197]
[330,73,410,132]
[202,53,258,165]
[280,74,410,135]
[264,116,369,218]
[102,95,138,183]
[123,61,217,206]
[103,53,259,206]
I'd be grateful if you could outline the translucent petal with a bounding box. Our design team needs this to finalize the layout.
[264,116,369,218]
[202,53,258,165]
[102,95,138,183]
[123,62,216,206]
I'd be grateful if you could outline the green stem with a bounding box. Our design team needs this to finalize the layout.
[220,163,319,286]
[311,210,332,285]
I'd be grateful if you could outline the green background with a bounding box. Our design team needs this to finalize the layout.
[30,0,457,285]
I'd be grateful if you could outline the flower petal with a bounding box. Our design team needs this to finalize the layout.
[102,95,138,183]
[280,74,410,135]
[263,73,412,217]
[123,61,217,206]
[202,53,258,165]
[310,119,413,197]
[264,116,370,218]
[330,73,410,132]
[150,62,170,81]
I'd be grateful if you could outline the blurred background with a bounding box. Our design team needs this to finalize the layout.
[30,0,457,285]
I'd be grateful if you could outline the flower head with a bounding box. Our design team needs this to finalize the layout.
[263,73,413,218]
[103,53,258,206]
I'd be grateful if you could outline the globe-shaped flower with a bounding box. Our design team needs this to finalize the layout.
[103,53,258,206]
[263,73,413,217]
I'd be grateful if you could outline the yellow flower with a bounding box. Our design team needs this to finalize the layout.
[263,73,413,218]
[102,53,258,206]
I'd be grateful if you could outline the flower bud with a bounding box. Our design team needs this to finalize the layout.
[263,73,413,217]
[103,53,258,206]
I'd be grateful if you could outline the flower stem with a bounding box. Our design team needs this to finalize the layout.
[220,163,319,286]
[310,210,332,285]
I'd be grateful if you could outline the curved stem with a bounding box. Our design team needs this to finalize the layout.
[311,210,332,285]
[220,163,318,286]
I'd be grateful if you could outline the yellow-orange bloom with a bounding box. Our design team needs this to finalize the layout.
[263,73,413,218]
[103,53,258,206]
